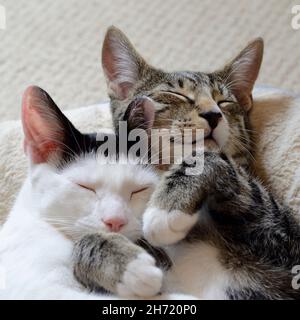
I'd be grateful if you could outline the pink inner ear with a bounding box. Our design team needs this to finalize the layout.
[102,52,132,100]
[127,97,155,132]
[22,86,61,164]
[142,98,155,131]
[109,80,132,101]
[102,30,136,100]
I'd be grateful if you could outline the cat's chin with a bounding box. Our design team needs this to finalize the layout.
[204,138,220,152]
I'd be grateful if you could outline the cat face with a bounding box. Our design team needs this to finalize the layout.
[102,27,263,163]
[31,156,158,241]
[22,86,158,241]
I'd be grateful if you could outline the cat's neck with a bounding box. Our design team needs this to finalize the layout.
[9,177,38,221]
[12,177,31,206]
[7,175,71,249]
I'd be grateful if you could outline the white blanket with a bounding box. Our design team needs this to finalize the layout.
[251,87,300,220]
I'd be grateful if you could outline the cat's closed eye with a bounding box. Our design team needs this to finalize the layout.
[76,183,96,194]
[130,187,150,200]
[161,91,194,103]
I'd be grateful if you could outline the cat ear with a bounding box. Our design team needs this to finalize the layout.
[123,96,155,133]
[223,38,264,111]
[22,86,81,164]
[102,26,149,100]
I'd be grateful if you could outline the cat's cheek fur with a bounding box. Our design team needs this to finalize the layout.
[213,117,230,149]
[143,207,198,246]
[32,169,96,236]
[116,252,163,298]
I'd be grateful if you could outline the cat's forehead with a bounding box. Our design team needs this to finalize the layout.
[156,71,210,92]
[61,154,159,189]
[151,71,231,100]
[169,71,211,87]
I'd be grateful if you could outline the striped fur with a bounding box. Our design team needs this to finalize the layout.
[149,151,300,299]
[103,28,300,299]
[73,27,300,299]
[103,27,262,169]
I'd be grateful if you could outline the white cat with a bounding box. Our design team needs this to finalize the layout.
[0,86,193,300]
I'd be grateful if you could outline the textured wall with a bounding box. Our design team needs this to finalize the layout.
[0,0,299,120]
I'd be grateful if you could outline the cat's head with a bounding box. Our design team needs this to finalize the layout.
[22,86,159,241]
[102,26,263,163]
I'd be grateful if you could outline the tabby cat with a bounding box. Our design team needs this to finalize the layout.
[74,27,300,299]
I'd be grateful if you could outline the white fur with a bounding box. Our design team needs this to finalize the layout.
[117,252,163,298]
[0,141,229,300]
[143,207,198,246]
[213,116,230,148]
[0,147,226,300]
[34,155,159,242]
[164,242,230,299]
[0,180,111,300]
[143,206,232,299]
[0,155,159,299]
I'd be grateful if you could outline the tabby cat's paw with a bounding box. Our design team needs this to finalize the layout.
[143,207,198,246]
[116,252,163,298]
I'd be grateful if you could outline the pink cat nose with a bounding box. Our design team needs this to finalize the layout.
[102,217,128,232]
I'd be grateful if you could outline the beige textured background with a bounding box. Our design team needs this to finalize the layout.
[0,0,299,121]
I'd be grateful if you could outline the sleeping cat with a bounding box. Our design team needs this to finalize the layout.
[0,86,191,300]
[73,27,300,299]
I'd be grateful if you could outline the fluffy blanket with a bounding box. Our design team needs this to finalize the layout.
[251,87,300,220]
[0,87,299,225]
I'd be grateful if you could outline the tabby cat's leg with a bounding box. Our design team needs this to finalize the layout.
[143,151,237,246]
[73,233,163,298]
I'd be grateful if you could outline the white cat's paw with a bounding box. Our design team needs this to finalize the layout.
[117,252,163,298]
[143,207,198,246]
